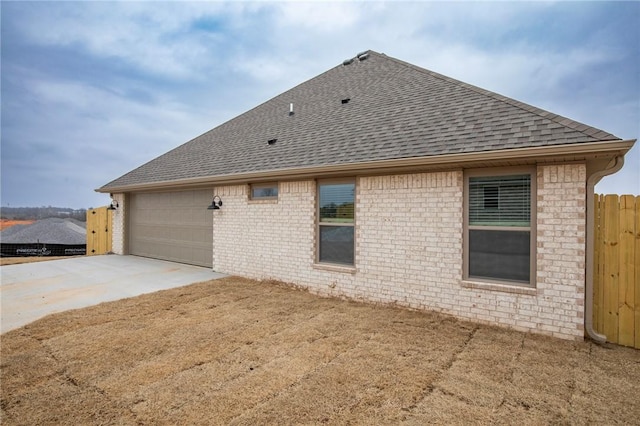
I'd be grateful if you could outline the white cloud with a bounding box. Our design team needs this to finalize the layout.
[14,2,233,79]
[2,1,638,209]
[411,42,616,103]
[275,2,362,32]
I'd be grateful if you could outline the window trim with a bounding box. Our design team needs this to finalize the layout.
[316,178,356,267]
[463,167,536,287]
[249,182,279,201]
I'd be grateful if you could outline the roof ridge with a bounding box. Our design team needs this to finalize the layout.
[372,51,619,141]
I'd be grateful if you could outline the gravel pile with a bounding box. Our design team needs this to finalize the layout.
[1,218,86,245]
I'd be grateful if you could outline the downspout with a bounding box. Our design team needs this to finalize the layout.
[584,155,624,343]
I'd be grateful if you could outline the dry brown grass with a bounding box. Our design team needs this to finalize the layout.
[1,276,639,425]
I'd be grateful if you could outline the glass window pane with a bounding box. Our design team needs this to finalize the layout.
[251,184,278,199]
[469,175,530,226]
[469,229,530,283]
[319,183,354,223]
[483,186,499,209]
[319,225,354,265]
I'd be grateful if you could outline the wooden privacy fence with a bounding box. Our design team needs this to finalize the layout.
[86,207,113,255]
[593,194,640,349]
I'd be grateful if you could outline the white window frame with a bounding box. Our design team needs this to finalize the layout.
[463,167,536,287]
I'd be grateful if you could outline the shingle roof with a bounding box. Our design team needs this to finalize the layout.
[100,50,621,191]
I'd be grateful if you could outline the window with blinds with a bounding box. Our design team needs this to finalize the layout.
[469,175,531,227]
[318,180,355,265]
[466,171,534,286]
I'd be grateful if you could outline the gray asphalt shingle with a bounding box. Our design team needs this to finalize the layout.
[100,50,620,190]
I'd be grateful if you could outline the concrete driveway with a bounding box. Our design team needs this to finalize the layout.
[0,255,225,333]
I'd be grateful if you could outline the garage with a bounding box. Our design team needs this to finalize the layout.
[129,189,213,267]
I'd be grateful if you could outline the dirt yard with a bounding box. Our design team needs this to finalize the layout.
[0,256,74,266]
[1,277,638,425]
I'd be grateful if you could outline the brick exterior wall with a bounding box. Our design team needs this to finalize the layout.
[212,182,315,283]
[192,164,587,341]
[111,193,126,255]
[535,164,587,338]
[356,172,463,310]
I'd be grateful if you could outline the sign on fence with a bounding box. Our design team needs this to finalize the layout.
[0,243,86,257]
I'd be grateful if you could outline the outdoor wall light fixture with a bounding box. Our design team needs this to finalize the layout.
[207,195,223,210]
[107,198,119,210]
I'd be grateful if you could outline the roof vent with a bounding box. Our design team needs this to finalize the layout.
[358,53,369,61]
[342,58,354,66]
[356,50,369,58]
[267,138,277,145]
[341,98,351,104]
[289,103,294,116]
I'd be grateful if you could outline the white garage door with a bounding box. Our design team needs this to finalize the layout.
[129,189,213,267]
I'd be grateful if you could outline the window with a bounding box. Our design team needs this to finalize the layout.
[465,170,534,286]
[250,183,278,200]
[317,180,355,265]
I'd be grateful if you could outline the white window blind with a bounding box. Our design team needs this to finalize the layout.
[469,175,531,227]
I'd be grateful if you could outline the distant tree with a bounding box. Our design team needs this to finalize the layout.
[0,207,87,222]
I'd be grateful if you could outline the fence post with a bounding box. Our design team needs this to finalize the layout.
[593,195,603,333]
[635,196,640,348]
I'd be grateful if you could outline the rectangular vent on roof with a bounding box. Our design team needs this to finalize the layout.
[341,98,351,104]
[267,138,277,145]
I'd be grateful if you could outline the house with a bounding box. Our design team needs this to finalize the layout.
[98,50,635,341]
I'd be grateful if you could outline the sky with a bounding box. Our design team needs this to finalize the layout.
[1,1,639,209]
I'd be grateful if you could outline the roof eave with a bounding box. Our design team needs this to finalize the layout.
[96,139,635,193]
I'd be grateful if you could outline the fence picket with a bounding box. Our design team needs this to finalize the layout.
[603,195,620,342]
[618,195,635,346]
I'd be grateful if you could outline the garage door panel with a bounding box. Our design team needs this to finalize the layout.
[129,190,213,267]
